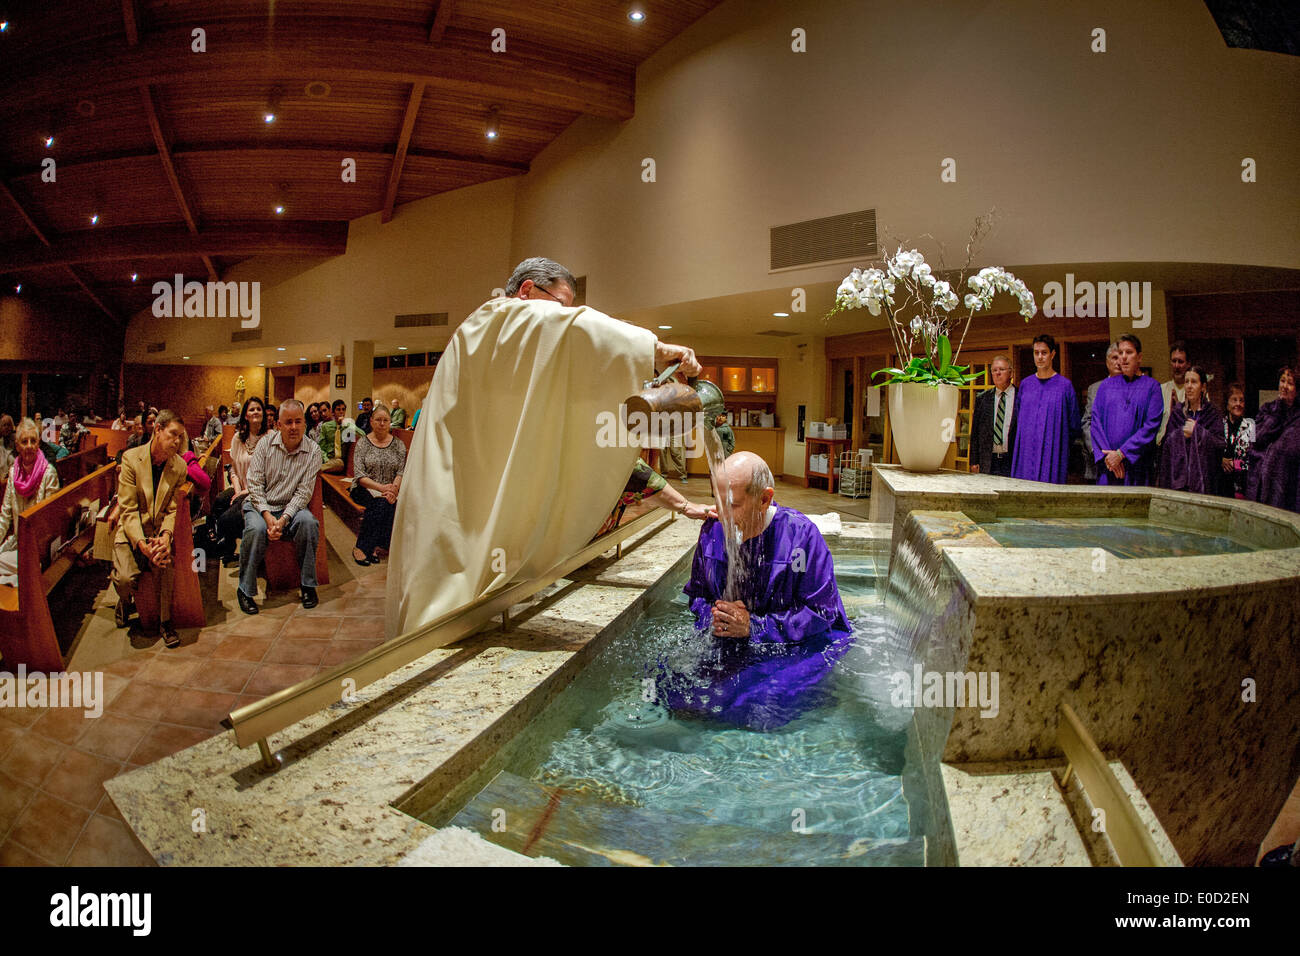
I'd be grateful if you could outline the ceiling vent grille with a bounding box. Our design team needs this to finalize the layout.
[146,341,165,353]
[758,329,799,337]
[231,329,262,343]
[395,312,448,328]
[770,208,877,270]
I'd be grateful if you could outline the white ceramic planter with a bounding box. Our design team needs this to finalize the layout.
[888,382,959,472]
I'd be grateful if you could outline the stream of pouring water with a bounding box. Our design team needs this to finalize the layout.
[699,426,751,602]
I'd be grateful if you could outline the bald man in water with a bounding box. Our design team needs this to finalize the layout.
[659,451,854,729]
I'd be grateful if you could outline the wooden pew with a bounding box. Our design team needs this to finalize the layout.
[84,425,131,460]
[54,443,108,487]
[220,424,235,467]
[0,463,118,670]
[321,428,413,535]
[262,475,330,591]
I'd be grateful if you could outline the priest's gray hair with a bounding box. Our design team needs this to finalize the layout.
[505,257,577,296]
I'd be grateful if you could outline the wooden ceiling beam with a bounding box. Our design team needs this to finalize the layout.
[65,265,118,319]
[122,0,139,46]
[2,27,633,120]
[428,0,455,43]
[382,83,426,224]
[0,221,350,271]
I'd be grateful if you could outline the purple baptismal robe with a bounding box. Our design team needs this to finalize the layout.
[1090,374,1164,486]
[661,506,853,730]
[1157,401,1227,495]
[1011,373,1081,483]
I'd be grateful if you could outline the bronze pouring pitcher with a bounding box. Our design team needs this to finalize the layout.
[622,363,724,440]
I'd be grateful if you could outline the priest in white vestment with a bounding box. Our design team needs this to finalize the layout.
[386,258,707,639]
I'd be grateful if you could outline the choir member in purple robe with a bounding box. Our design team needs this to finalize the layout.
[1156,368,1227,495]
[1090,334,1164,486]
[658,451,853,730]
[1247,366,1300,512]
[1011,333,1080,483]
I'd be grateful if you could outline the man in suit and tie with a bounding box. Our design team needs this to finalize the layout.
[113,409,188,645]
[969,355,1017,477]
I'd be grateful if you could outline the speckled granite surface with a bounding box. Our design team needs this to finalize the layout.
[105,515,702,866]
[873,465,1300,866]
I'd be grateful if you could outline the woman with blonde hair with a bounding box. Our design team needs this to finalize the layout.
[0,419,62,585]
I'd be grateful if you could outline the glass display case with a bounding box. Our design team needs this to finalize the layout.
[722,366,749,393]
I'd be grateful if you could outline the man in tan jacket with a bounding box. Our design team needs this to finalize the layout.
[113,409,188,645]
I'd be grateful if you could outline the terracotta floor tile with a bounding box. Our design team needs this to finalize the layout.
[334,616,387,641]
[77,713,155,763]
[41,748,124,812]
[337,595,382,616]
[212,633,275,662]
[135,655,203,687]
[188,659,257,694]
[8,791,91,864]
[66,814,157,867]
[1,732,69,788]
[279,615,342,640]
[0,704,44,728]
[225,613,288,639]
[95,793,126,823]
[321,640,379,667]
[0,770,36,838]
[129,724,213,765]
[244,663,318,697]
[166,630,222,659]
[160,688,241,730]
[104,655,153,679]
[264,637,328,666]
[0,838,53,866]
[29,705,97,746]
[99,671,131,705]
[109,680,178,721]
[0,720,22,761]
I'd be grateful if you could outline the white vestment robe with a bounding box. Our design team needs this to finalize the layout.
[385,297,656,638]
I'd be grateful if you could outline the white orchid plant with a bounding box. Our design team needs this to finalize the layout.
[828,216,1037,387]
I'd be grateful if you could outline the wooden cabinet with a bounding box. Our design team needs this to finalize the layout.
[687,427,785,476]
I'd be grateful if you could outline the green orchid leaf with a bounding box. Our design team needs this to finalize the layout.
[938,335,951,371]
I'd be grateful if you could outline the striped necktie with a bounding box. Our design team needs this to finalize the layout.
[993,391,1006,446]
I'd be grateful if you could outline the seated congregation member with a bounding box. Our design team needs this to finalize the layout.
[355,397,374,434]
[1090,333,1164,485]
[1247,366,1300,512]
[238,399,321,614]
[317,399,356,474]
[349,404,406,565]
[305,402,324,444]
[58,410,88,456]
[1219,382,1255,499]
[112,410,189,645]
[110,408,131,431]
[224,403,242,426]
[214,397,270,567]
[126,410,156,451]
[969,354,1017,476]
[32,414,63,462]
[0,414,14,464]
[202,406,224,440]
[658,451,854,730]
[265,403,278,432]
[1157,367,1226,495]
[388,403,406,428]
[0,419,62,587]
[1011,334,1079,483]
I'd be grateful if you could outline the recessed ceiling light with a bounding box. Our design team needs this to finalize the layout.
[89,213,99,225]
[398,346,408,350]
[298,357,306,361]
[484,106,500,141]
[276,346,286,351]
[658,325,672,330]
[264,112,276,124]
[276,360,284,364]
[182,355,190,360]
[42,134,53,148]
[14,284,21,294]
[326,353,332,358]
[258,362,265,366]
[772,311,789,317]
[130,272,138,282]
[1,21,9,32]
[274,204,285,215]
[628,6,645,22]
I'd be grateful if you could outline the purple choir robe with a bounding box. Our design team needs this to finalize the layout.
[1246,398,1300,512]
[1157,401,1227,495]
[1090,374,1163,486]
[660,506,853,730]
[1010,373,1080,483]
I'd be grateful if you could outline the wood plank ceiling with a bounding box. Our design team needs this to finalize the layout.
[0,0,722,320]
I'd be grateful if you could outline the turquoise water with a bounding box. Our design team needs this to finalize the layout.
[978,517,1260,558]
[448,547,931,866]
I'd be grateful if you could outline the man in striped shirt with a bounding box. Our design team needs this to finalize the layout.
[238,399,322,613]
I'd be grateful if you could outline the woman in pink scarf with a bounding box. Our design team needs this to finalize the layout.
[0,418,62,586]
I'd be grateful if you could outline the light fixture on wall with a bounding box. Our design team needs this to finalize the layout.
[264,86,282,124]
[484,106,500,141]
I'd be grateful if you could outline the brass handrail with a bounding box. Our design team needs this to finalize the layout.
[223,509,674,767]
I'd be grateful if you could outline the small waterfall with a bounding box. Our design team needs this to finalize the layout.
[882,517,947,659]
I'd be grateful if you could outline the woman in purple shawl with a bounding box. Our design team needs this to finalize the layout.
[1157,368,1226,496]
[1247,366,1300,513]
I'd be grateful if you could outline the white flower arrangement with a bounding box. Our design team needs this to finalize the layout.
[829,214,1036,387]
